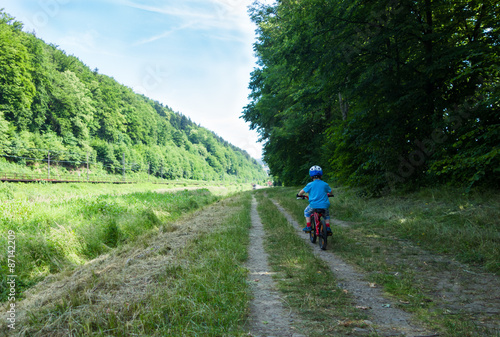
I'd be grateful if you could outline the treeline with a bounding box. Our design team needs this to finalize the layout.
[0,11,267,183]
[243,0,499,192]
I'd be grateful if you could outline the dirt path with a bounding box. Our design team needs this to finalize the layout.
[333,207,500,334]
[270,199,436,337]
[374,230,500,333]
[246,197,306,337]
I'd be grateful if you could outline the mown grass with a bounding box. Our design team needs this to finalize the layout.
[3,192,253,336]
[265,186,499,337]
[0,182,248,302]
[21,194,250,336]
[254,191,371,337]
[153,193,252,336]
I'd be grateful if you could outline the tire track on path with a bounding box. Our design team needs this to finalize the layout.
[246,196,306,337]
[270,199,436,337]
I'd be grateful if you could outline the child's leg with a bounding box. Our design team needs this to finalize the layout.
[325,210,332,233]
[303,206,312,231]
[305,206,313,225]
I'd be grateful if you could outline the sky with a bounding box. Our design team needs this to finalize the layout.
[1,0,271,160]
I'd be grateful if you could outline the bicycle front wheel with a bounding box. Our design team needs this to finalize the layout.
[318,218,327,250]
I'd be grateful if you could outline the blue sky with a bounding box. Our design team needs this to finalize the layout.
[2,0,271,159]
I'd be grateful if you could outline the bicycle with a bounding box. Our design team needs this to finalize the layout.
[296,194,333,250]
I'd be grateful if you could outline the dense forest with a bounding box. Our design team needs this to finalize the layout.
[0,10,267,183]
[243,0,499,192]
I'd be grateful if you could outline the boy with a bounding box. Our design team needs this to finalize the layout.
[297,165,333,234]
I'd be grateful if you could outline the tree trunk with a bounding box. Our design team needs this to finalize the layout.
[339,92,348,121]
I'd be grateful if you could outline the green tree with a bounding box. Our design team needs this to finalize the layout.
[0,9,267,183]
[244,0,499,190]
[0,110,10,151]
[0,12,35,130]
[49,70,95,146]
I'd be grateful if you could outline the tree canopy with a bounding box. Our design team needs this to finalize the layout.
[243,0,499,192]
[0,10,267,183]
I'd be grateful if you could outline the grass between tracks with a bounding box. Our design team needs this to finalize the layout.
[265,186,499,337]
[255,192,372,337]
[3,192,253,336]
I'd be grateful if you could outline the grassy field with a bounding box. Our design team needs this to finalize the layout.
[335,186,499,274]
[265,186,500,336]
[6,192,253,336]
[0,181,250,302]
[267,186,499,274]
[1,182,498,336]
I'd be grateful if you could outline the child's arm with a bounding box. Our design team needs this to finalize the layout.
[326,185,333,197]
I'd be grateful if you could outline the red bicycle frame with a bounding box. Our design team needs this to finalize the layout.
[297,193,333,250]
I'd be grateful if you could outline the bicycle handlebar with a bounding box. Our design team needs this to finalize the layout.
[296,193,334,199]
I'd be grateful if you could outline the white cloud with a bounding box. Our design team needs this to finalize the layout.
[117,0,215,20]
[134,21,198,45]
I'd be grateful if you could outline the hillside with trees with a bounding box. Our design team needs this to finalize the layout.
[0,10,267,183]
[243,0,499,192]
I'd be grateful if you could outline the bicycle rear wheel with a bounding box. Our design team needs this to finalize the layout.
[318,218,327,250]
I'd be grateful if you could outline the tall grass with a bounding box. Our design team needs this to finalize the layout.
[334,187,500,274]
[13,192,253,336]
[0,182,232,302]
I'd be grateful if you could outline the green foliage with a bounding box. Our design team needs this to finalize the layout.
[0,12,35,130]
[0,111,9,150]
[244,0,499,191]
[0,9,266,184]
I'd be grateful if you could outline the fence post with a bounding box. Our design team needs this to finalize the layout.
[86,151,89,182]
[47,151,50,180]
[122,153,125,182]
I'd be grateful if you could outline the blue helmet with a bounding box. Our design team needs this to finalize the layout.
[309,165,323,177]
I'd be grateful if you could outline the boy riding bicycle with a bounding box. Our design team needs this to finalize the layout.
[297,165,333,234]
